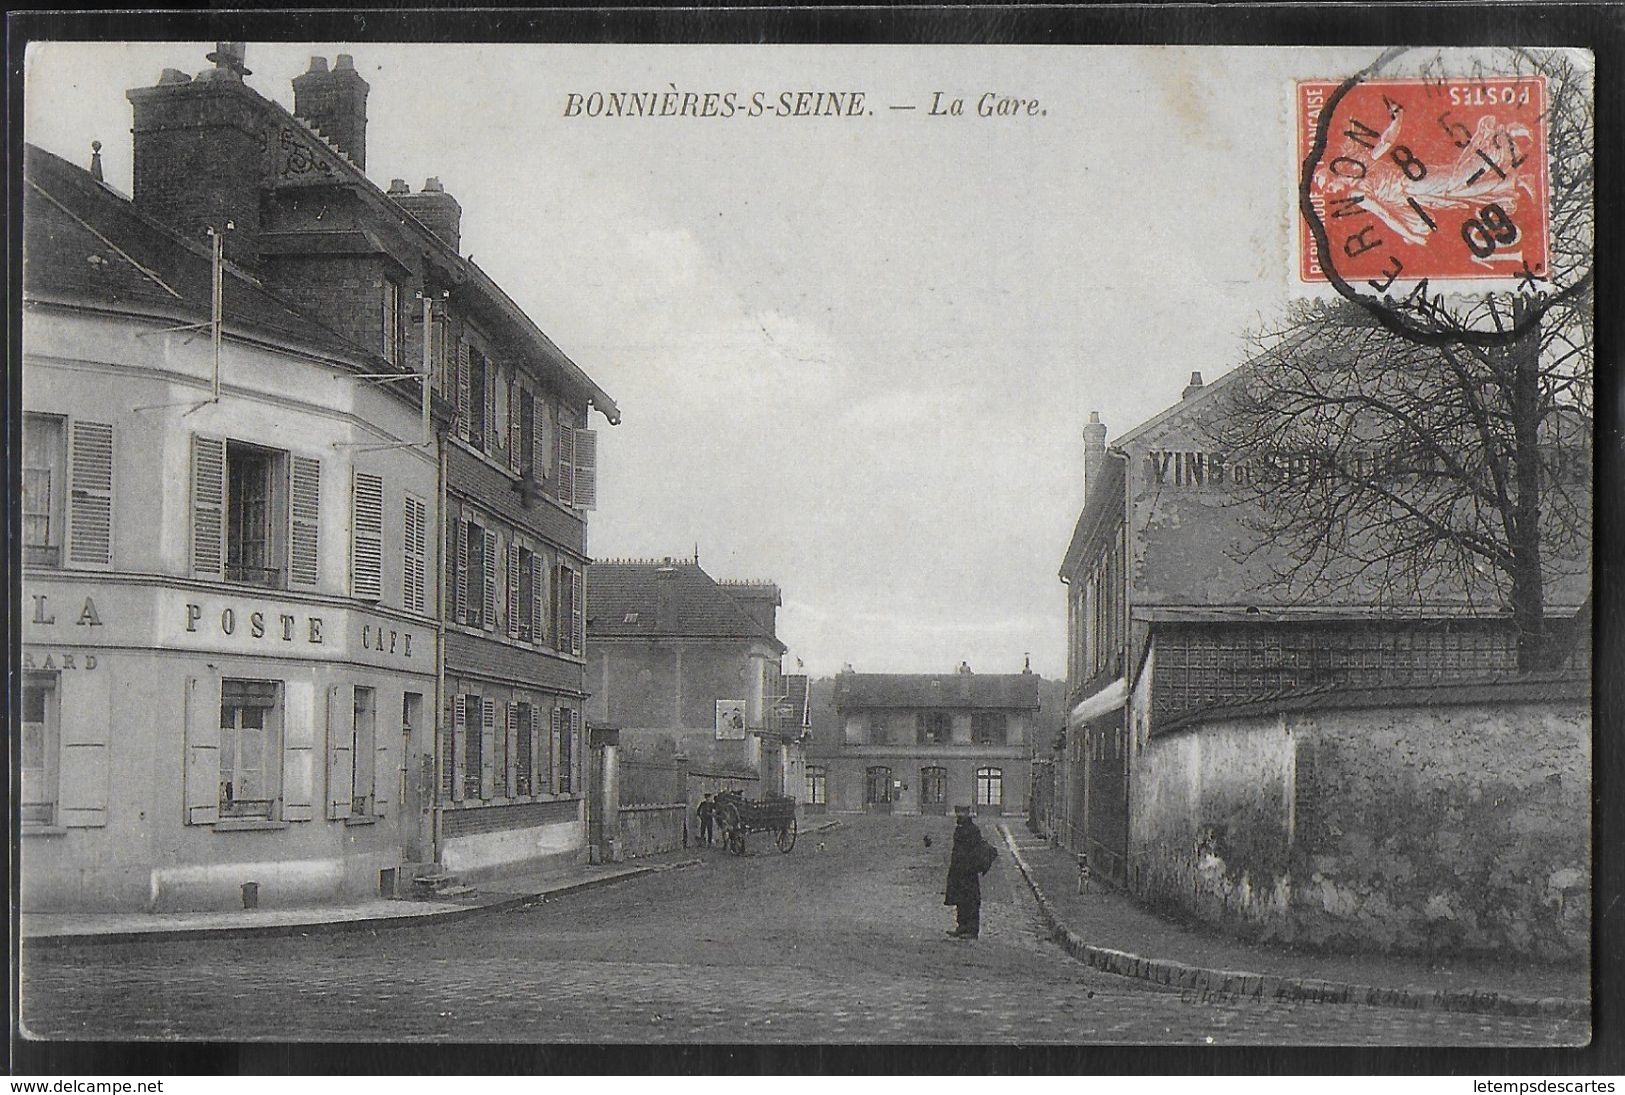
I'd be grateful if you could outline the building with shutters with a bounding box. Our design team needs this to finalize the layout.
[21,135,441,912]
[807,664,1041,817]
[584,560,798,800]
[1056,369,1591,888]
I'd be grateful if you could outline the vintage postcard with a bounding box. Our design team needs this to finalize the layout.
[14,21,1596,1057]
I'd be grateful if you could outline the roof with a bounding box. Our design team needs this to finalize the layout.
[782,674,812,729]
[22,143,370,366]
[834,672,1041,712]
[1131,603,1588,624]
[1059,451,1126,579]
[586,560,785,651]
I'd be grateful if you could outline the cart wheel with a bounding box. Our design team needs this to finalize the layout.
[775,817,797,853]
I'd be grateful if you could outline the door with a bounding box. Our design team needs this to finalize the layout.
[399,692,428,862]
[919,766,947,815]
[864,765,893,814]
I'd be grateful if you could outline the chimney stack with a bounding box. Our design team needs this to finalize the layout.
[1183,371,1205,399]
[391,176,463,252]
[292,54,369,171]
[1083,411,1107,498]
[720,581,781,639]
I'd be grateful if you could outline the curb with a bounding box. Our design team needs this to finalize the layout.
[997,826,1588,1023]
[23,864,658,949]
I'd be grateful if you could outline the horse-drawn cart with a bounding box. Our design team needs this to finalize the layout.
[714,790,797,855]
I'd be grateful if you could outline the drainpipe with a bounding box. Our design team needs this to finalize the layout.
[432,433,448,867]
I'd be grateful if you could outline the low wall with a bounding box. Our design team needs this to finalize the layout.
[618,803,686,859]
[1131,680,1590,961]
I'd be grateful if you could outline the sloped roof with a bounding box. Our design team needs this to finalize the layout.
[782,674,812,729]
[22,143,368,365]
[586,560,786,652]
[835,672,1041,712]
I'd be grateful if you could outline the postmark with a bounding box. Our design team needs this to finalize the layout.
[1298,48,1590,348]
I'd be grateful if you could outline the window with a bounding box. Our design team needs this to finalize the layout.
[461,520,494,630]
[555,708,577,794]
[21,674,58,826]
[220,679,282,818]
[351,471,384,601]
[554,563,583,655]
[805,766,827,806]
[972,712,1007,745]
[351,686,376,815]
[518,388,536,475]
[918,711,951,745]
[865,766,893,805]
[194,436,318,588]
[23,415,65,566]
[976,766,1004,808]
[382,278,403,365]
[510,544,545,642]
[553,421,599,510]
[920,766,947,807]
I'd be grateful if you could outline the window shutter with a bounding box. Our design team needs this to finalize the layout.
[555,565,571,652]
[282,679,316,821]
[572,567,585,656]
[480,698,497,799]
[289,456,322,587]
[532,393,547,481]
[456,342,471,442]
[373,717,392,818]
[450,695,467,802]
[190,435,226,580]
[506,541,521,639]
[483,531,499,632]
[66,419,114,567]
[556,426,576,506]
[505,701,520,797]
[483,359,498,456]
[183,674,220,825]
[59,668,111,827]
[403,494,427,613]
[326,684,353,820]
[572,428,598,511]
[530,554,546,645]
[570,710,583,796]
[454,518,469,626]
[350,470,384,600]
[550,706,564,794]
[508,380,524,472]
[531,705,547,795]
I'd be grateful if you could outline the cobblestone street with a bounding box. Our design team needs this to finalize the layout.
[19,817,1585,1045]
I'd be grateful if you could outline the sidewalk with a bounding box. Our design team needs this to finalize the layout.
[998,824,1588,1021]
[20,847,703,948]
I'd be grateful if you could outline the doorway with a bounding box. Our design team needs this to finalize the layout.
[864,765,893,814]
[919,766,947,815]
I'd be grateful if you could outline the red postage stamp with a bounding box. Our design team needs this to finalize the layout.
[1299,75,1550,287]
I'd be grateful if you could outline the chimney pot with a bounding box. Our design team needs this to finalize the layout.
[335,54,356,71]
[423,176,444,193]
[306,56,329,73]
[388,178,410,195]
[1183,371,1205,399]
[1082,411,1108,498]
[292,52,370,170]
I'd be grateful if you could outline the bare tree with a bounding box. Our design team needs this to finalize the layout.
[1211,49,1592,672]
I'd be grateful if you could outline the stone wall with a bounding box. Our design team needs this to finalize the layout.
[1130,684,1590,961]
[617,803,686,859]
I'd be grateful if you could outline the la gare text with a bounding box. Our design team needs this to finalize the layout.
[562,90,1045,119]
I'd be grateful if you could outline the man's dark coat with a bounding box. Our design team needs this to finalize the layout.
[944,817,994,907]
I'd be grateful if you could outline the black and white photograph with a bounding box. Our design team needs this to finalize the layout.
[10,9,1611,1064]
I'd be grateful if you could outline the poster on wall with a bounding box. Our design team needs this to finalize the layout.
[714,699,746,740]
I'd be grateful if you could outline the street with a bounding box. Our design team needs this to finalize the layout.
[19,817,1585,1045]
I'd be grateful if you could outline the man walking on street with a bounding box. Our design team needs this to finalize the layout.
[944,806,996,938]
[697,794,717,847]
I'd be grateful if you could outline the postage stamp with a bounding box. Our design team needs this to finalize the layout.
[1298,73,1550,289]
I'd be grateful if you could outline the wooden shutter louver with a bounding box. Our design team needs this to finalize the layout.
[456,342,472,442]
[289,456,322,586]
[508,380,524,472]
[403,494,427,613]
[571,568,585,656]
[530,554,546,645]
[67,420,114,567]
[482,355,497,456]
[572,428,598,510]
[326,684,353,820]
[507,542,521,638]
[571,710,583,796]
[483,531,498,631]
[454,518,469,626]
[350,470,384,600]
[551,706,565,794]
[480,697,497,800]
[183,674,221,825]
[532,394,546,481]
[505,701,521,797]
[556,426,576,507]
[190,435,226,579]
[450,694,467,802]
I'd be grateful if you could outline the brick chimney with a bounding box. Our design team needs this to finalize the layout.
[1183,371,1205,399]
[292,54,369,171]
[1083,411,1107,497]
[391,176,463,252]
[655,560,678,631]
[720,581,780,639]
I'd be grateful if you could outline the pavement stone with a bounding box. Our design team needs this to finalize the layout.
[18,816,1587,1045]
[1000,824,1589,1021]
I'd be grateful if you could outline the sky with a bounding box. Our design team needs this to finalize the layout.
[24,40,1393,678]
